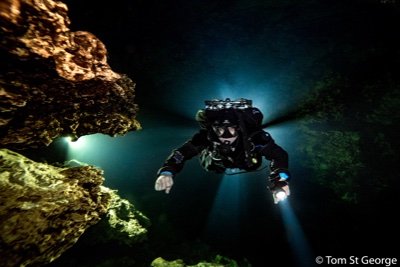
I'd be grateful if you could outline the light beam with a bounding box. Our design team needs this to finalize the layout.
[279,200,314,267]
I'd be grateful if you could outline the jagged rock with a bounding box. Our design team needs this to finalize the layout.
[151,257,186,267]
[0,148,111,267]
[0,0,140,149]
[0,149,150,266]
[82,189,150,247]
[150,255,246,267]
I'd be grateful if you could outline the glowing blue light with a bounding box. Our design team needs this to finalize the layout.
[64,136,73,143]
[279,172,289,180]
[216,80,273,117]
[64,136,87,149]
[64,134,112,166]
[205,174,242,242]
[279,201,314,267]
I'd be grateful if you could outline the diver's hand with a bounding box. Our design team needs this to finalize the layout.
[268,170,291,204]
[155,174,174,194]
[269,180,290,204]
[271,182,290,204]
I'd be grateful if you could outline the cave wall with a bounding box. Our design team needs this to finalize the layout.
[0,0,140,149]
[0,149,110,266]
[0,1,149,266]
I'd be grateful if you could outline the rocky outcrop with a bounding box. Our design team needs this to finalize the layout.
[0,148,109,266]
[150,255,248,267]
[82,189,150,247]
[0,149,149,267]
[0,1,149,266]
[0,0,140,149]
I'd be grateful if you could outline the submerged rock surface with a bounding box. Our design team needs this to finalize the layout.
[0,0,140,149]
[0,148,110,266]
[150,255,250,267]
[83,189,150,247]
[0,149,149,266]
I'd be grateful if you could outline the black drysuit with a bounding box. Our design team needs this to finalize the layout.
[157,127,289,178]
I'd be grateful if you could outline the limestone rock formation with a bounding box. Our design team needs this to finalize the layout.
[0,0,140,149]
[0,148,110,266]
[150,255,248,267]
[0,1,150,265]
[82,189,150,247]
[0,148,149,266]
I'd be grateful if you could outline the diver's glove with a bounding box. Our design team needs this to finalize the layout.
[268,169,291,204]
[155,171,174,194]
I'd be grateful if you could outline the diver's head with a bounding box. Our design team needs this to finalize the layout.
[212,120,238,138]
[212,118,239,145]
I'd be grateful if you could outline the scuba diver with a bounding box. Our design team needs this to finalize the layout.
[154,98,291,204]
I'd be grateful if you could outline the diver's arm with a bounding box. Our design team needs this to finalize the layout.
[255,131,289,176]
[155,130,208,193]
[254,131,291,203]
[157,141,201,176]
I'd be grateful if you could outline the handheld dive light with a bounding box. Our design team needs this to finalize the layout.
[274,189,288,202]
